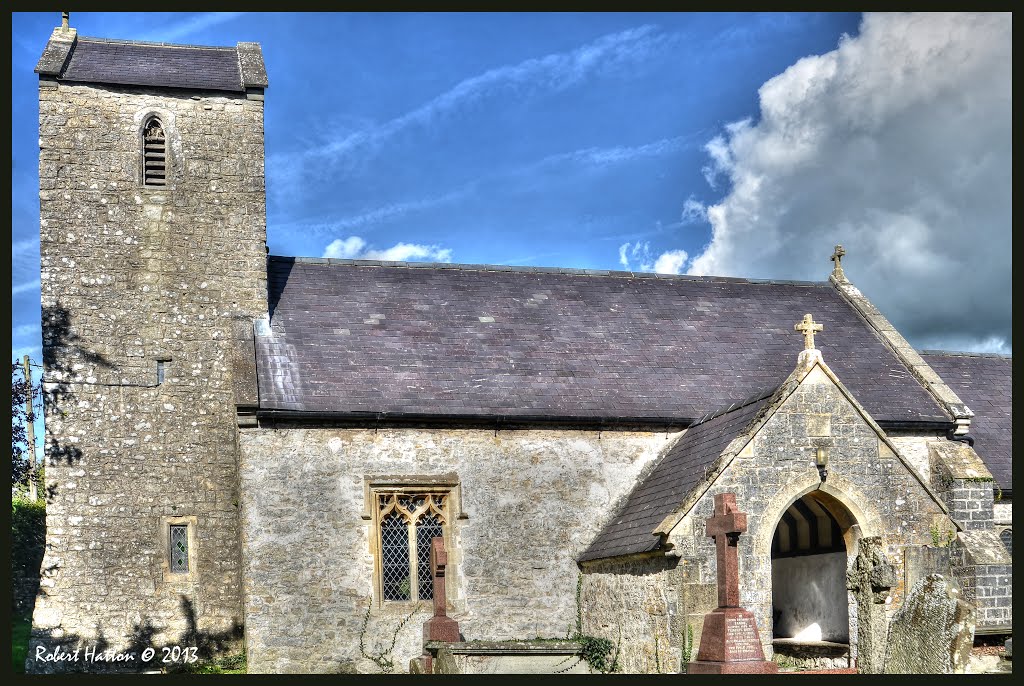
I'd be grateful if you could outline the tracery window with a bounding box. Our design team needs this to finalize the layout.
[142,116,167,186]
[376,492,449,602]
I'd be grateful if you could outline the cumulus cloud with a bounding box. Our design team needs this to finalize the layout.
[619,241,689,274]
[687,12,1011,353]
[323,236,452,263]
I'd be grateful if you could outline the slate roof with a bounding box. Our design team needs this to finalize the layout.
[255,257,949,425]
[579,391,773,562]
[921,351,1012,491]
[39,36,260,92]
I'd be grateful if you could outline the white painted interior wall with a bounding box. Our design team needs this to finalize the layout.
[771,552,849,643]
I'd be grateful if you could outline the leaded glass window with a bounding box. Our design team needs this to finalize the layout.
[381,513,410,601]
[376,491,448,602]
[416,513,443,600]
[170,524,189,573]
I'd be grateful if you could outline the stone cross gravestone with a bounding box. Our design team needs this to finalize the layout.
[421,536,460,673]
[689,493,778,674]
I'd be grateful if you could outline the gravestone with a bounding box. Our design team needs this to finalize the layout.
[689,493,778,674]
[884,574,975,674]
[846,536,897,673]
[420,537,460,673]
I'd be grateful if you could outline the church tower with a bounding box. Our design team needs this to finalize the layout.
[30,14,268,670]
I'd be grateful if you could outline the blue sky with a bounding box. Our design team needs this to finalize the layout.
[11,11,1012,379]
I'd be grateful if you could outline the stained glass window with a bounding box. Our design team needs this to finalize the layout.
[170,524,189,573]
[416,513,443,600]
[381,513,411,601]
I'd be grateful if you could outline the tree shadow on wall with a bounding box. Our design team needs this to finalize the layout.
[41,300,115,403]
[26,596,243,673]
[40,302,115,470]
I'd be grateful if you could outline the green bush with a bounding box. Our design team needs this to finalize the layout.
[11,496,46,614]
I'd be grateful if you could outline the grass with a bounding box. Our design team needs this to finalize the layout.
[181,652,247,674]
[12,615,32,674]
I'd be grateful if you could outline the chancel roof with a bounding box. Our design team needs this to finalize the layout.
[254,257,949,426]
[920,351,1012,492]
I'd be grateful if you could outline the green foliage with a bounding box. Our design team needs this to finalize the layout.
[929,522,956,547]
[680,622,694,670]
[183,652,246,674]
[11,497,46,598]
[11,362,34,487]
[11,615,32,674]
[358,598,421,673]
[555,573,620,674]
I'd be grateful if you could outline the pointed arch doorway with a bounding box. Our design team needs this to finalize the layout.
[770,490,859,650]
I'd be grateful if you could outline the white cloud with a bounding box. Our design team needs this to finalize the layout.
[12,280,40,296]
[323,236,452,263]
[687,12,1011,353]
[14,324,40,339]
[271,24,673,199]
[141,12,245,42]
[618,241,689,274]
[652,250,689,275]
[680,196,707,224]
[322,236,367,259]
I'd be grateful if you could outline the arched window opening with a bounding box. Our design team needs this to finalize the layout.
[143,117,167,186]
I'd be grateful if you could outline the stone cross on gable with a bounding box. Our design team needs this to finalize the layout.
[705,493,747,609]
[61,12,69,29]
[831,244,846,280]
[795,313,823,351]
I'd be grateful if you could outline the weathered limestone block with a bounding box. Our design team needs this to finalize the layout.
[847,536,896,674]
[884,574,975,674]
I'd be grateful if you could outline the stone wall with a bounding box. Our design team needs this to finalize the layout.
[30,80,267,671]
[237,426,673,673]
[579,554,686,674]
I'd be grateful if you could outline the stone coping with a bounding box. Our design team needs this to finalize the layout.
[425,640,582,655]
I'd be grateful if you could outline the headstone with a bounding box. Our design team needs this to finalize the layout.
[847,536,897,673]
[884,574,975,674]
[420,536,460,673]
[689,493,778,674]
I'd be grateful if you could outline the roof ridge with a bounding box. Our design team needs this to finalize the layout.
[268,255,828,287]
[77,35,237,51]
[919,349,1012,359]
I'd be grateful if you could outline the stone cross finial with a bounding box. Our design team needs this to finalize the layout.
[705,493,747,608]
[831,244,846,280]
[61,12,69,29]
[795,313,823,350]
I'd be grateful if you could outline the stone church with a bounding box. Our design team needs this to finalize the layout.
[29,19,1011,674]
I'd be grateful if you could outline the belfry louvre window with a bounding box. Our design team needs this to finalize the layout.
[376,493,449,602]
[143,117,167,186]
[169,524,189,573]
